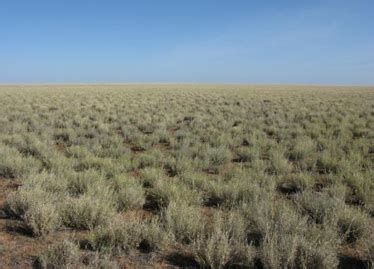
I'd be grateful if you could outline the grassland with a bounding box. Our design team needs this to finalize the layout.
[0,84,373,269]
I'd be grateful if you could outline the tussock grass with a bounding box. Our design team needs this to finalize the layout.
[36,240,80,268]
[1,84,373,268]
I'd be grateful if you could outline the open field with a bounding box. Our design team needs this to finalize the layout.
[0,84,373,268]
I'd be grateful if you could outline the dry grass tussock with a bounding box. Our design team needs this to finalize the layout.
[0,84,373,268]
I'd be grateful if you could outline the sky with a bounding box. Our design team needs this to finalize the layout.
[1,0,373,84]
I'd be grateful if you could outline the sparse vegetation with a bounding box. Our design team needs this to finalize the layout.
[0,84,373,268]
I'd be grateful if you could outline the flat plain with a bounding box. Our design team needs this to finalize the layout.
[0,84,373,269]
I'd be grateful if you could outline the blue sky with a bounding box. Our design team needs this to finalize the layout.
[1,0,373,84]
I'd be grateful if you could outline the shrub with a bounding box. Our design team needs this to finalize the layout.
[36,240,80,269]
[139,167,164,188]
[276,173,312,195]
[132,149,163,169]
[53,129,76,145]
[20,172,68,194]
[190,211,255,269]
[179,172,208,190]
[145,180,201,211]
[202,146,231,173]
[74,156,123,178]
[191,229,232,269]
[296,191,339,224]
[24,202,60,236]
[163,201,203,244]
[258,203,307,268]
[131,134,154,151]
[90,218,143,253]
[139,218,166,253]
[288,136,315,161]
[90,217,165,254]
[155,129,171,144]
[293,225,340,269]
[205,178,273,209]
[163,156,194,177]
[337,206,369,244]
[60,192,116,230]
[316,151,341,174]
[145,188,170,211]
[234,147,259,163]
[0,145,41,178]
[5,187,53,218]
[66,169,104,196]
[111,176,145,211]
[266,150,292,175]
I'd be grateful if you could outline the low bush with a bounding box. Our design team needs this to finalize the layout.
[163,201,203,244]
[296,191,339,224]
[234,147,259,163]
[5,187,53,218]
[24,202,60,236]
[90,218,143,253]
[145,180,201,211]
[90,217,165,254]
[111,175,145,211]
[266,149,292,175]
[276,173,312,195]
[60,192,116,230]
[202,146,231,173]
[190,211,255,269]
[139,167,164,188]
[337,206,369,244]
[288,136,315,162]
[163,156,194,177]
[36,240,80,269]
[0,145,41,178]
[66,169,104,196]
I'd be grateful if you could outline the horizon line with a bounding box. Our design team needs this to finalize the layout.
[0,82,374,88]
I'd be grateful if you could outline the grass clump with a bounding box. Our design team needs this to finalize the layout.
[5,188,49,218]
[0,144,41,178]
[111,175,145,211]
[145,180,201,211]
[90,218,143,253]
[202,146,231,173]
[90,217,165,254]
[60,192,116,230]
[288,136,316,162]
[66,169,104,196]
[163,201,204,244]
[139,167,165,188]
[24,202,60,236]
[258,202,339,269]
[296,190,339,224]
[337,206,370,244]
[190,212,255,269]
[35,240,80,269]
[234,146,259,163]
[276,173,312,195]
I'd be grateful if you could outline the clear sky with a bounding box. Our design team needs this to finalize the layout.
[1,0,373,84]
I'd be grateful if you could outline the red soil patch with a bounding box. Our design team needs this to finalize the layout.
[55,142,66,153]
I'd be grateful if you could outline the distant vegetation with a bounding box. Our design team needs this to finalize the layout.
[0,84,373,268]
